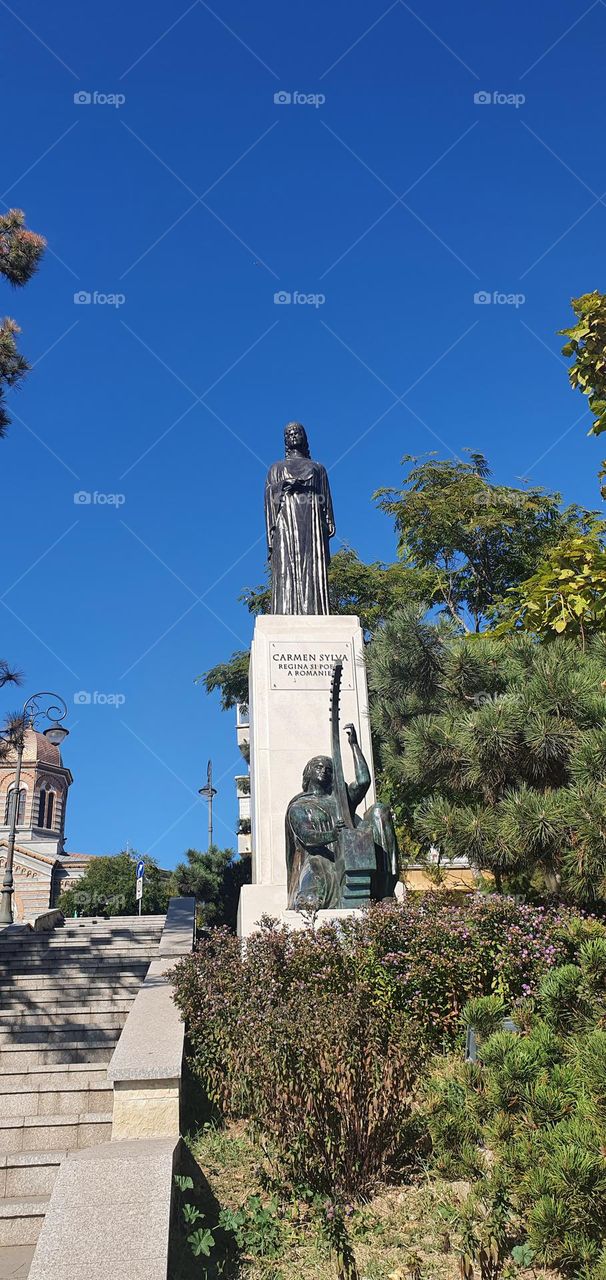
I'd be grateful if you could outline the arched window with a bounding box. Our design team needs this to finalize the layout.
[37,787,56,830]
[4,786,26,826]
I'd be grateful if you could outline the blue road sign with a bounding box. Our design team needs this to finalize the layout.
[136,859,145,879]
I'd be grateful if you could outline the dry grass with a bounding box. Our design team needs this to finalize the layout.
[180,1121,558,1280]
[183,1121,555,1280]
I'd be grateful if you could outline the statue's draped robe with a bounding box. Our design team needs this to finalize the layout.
[265,456,335,615]
[286,791,342,910]
[286,786,399,910]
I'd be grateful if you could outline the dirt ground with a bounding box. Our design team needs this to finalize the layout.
[180,1121,554,1280]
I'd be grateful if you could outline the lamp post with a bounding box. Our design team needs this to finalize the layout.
[0,692,69,926]
[198,759,217,853]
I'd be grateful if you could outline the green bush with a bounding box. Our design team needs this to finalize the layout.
[172,896,579,1204]
[425,934,606,1278]
[58,851,171,917]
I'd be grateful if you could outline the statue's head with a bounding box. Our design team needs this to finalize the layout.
[302,754,333,794]
[284,421,310,457]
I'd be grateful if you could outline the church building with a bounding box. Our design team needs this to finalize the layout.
[0,728,92,921]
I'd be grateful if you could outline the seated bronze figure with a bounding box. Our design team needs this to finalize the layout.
[285,664,399,911]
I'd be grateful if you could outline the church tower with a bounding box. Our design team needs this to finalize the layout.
[0,727,74,920]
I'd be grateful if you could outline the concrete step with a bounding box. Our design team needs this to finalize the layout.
[23,939,160,952]
[0,1064,106,1088]
[0,1080,112,1120]
[0,1112,112,1154]
[0,923,164,948]
[0,997,133,1018]
[0,947,160,964]
[1,926,160,936]
[59,916,165,928]
[0,1242,35,1277]
[49,926,162,936]
[51,936,162,947]
[1,932,161,945]
[0,963,152,981]
[4,957,153,962]
[0,1009,130,1034]
[0,1023,125,1047]
[1,962,155,977]
[0,1197,47,1248]
[0,973,142,991]
[0,965,157,982]
[0,990,138,1012]
[0,980,142,1001]
[0,1043,117,1069]
[54,919,162,928]
[0,1151,63,1198]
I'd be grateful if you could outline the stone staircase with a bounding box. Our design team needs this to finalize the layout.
[0,915,166,1279]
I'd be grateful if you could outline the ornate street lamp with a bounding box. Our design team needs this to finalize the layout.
[198,759,217,853]
[0,692,69,926]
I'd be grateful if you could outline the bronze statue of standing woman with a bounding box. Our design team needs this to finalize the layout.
[265,422,335,615]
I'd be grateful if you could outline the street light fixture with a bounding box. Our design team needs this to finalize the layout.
[198,759,217,853]
[43,724,69,748]
[0,691,69,926]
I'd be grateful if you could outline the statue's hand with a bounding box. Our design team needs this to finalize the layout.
[344,722,358,747]
[327,820,346,843]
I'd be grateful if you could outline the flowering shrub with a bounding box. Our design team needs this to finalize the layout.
[345,895,576,1050]
[172,896,584,1203]
[175,920,420,1202]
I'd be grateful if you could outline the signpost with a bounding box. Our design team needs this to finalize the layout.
[135,858,145,916]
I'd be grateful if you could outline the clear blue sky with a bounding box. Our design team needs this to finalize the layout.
[1,0,604,865]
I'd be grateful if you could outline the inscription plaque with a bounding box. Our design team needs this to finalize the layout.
[269,640,354,690]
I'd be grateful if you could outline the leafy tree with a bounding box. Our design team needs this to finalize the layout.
[200,650,250,712]
[560,290,606,441]
[171,846,251,930]
[0,209,46,438]
[375,453,589,632]
[58,850,171,917]
[367,608,606,904]
[493,529,606,646]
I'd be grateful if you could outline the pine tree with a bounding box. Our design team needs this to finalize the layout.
[367,608,606,904]
[171,846,251,929]
[0,660,24,762]
[425,933,606,1278]
[0,209,46,438]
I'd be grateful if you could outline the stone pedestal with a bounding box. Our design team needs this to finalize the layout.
[238,614,375,936]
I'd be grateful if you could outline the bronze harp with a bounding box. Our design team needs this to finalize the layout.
[329,661,376,907]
